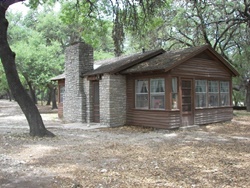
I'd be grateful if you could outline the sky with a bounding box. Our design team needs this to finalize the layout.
[8,1,60,15]
[8,1,30,14]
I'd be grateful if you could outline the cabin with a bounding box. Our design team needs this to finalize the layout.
[51,42,239,129]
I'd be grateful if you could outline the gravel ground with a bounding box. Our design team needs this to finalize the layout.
[0,100,249,188]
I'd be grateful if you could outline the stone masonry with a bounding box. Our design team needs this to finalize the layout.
[63,42,93,122]
[99,74,127,127]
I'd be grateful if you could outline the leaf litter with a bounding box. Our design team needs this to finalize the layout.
[0,100,249,188]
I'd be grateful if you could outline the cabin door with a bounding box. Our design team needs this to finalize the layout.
[92,81,100,123]
[181,79,194,126]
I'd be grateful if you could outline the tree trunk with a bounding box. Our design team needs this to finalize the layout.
[51,87,58,109]
[6,89,12,101]
[0,5,54,137]
[46,87,52,105]
[246,81,250,112]
[27,81,37,104]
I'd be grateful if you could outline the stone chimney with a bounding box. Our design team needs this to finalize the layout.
[63,42,93,122]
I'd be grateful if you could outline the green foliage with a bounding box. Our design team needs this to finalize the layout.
[59,0,114,51]
[94,51,114,61]
[7,10,64,94]
[0,64,8,96]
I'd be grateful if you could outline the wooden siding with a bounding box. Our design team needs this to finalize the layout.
[58,103,63,118]
[194,107,233,125]
[171,58,232,78]
[127,110,181,129]
[57,79,65,118]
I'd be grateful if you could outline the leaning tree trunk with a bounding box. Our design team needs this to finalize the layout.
[0,4,54,137]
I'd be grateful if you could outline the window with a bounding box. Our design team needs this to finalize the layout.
[195,80,207,108]
[150,78,165,109]
[172,77,178,109]
[220,81,230,106]
[59,85,65,103]
[135,78,165,110]
[208,81,219,107]
[195,80,230,108]
[135,80,149,109]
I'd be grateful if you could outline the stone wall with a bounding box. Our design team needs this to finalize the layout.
[99,74,126,127]
[63,42,93,122]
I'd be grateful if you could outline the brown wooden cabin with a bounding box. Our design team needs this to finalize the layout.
[120,45,239,128]
[51,44,239,129]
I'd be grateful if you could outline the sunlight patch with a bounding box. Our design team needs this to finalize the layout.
[164,133,177,138]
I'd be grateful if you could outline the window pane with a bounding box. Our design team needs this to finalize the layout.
[196,80,206,92]
[151,95,165,109]
[150,78,165,93]
[172,78,178,109]
[220,81,230,106]
[150,78,165,109]
[136,80,148,93]
[220,81,229,92]
[135,80,149,109]
[195,80,207,108]
[195,93,207,107]
[209,94,219,107]
[208,81,219,107]
[136,94,149,109]
[209,81,219,92]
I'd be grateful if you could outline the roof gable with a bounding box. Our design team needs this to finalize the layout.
[122,45,239,76]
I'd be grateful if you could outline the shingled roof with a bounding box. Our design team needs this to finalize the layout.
[84,44,238,77]
[83,49,165,76]
[122,44,238,76]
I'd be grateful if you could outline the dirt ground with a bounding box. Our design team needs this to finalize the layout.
[0,100,249,188]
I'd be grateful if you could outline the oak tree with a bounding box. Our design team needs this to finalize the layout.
[0,0,54,137]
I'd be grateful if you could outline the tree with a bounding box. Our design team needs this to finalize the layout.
[7,9,66,106]
[59,0,169,56]
[0,0,54,137]
[132,0,249,109]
